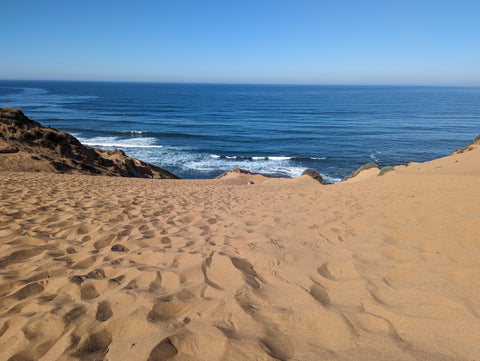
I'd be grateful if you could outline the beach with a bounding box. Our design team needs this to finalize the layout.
[0,136,479,361]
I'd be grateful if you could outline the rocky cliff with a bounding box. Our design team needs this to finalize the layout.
[0,107,179,179]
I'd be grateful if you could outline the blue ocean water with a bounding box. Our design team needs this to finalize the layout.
[1,80,479,182]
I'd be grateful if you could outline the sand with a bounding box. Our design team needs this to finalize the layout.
[0,142,479,361]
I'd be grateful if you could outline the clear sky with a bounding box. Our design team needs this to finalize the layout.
[1,0,479,85]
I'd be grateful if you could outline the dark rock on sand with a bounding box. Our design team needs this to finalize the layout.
[0,107,179,179]
[302,168,328,185]
[344,162,379,181]
[450,132,480,155]
[215,168,256,179]
[378,166,395,176]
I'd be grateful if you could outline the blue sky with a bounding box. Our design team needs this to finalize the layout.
[1,0,479,85]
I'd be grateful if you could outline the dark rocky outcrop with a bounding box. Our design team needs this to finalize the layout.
[344,162,379,181]
[215,168,256,179]
[378,166,395,176]
[301,168,328,185]
[450,133,480,155]
[0,107,179,178]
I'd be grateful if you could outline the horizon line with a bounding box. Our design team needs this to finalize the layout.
[1,78,479,88]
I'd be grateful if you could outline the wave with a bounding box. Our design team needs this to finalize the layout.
[268,156,292,161]
[185,158,307,178]
[182,157,341,182]
[76,142,314,179]
[65,127,208,139]
[75,136,164,149]
[208,154,326,161]
[118,130,147,135]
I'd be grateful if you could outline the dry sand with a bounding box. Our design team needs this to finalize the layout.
[0,141,479,361]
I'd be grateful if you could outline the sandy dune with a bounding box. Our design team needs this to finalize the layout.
[0,140,479,361]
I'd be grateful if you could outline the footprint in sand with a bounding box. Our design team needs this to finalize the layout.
[108,274,126,286]
[21,316,63,342]
[161,237,172,249]
[63,305,87,323]
[7,343,54,361]
[111,244,129,252]
[12,281,45,300]
[309,283,331,306]
[317,260,359,280]
[76,224,95,235]
[230,257,261,289]
[0,322,9,338]
[86,268,106,280]
[74,328,112,360]
[147,338,178,361]
[123,280,138,290]
[96,301,113,321]
[148,272,163,290]
[142,229,156,239]
[147,299,196,323]
[72,255,97,269]
[93,234,115,250]
[261,330,295,361]
[5,316,65,361]
[46,249,65,258]
[0,248,45,269]
[80,283,100,300]
[317,263,335,280]
[66,246,77,254]
[184,240,195,247]
[179,265,205,284]
[161,237,172,245]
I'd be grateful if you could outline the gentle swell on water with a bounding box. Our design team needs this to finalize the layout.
[1,80,479,181]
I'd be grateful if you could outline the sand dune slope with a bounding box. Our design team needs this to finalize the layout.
[0,143,479,360]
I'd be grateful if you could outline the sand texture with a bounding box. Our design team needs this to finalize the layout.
[0,139,479,361]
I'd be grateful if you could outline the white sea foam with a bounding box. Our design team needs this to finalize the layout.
[209,154,324,162]
[268,156,292,161]
[323,175,343,184]
[77,136,163,149]
[119,130,147,135]
[72,135,331,180]
[182,156,308,178]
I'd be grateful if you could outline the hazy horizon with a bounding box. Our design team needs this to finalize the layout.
[2,79,480,88]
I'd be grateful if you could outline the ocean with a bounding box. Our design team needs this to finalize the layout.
[1,80,479,182]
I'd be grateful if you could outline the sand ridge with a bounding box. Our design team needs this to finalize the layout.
[0,142,479,360]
